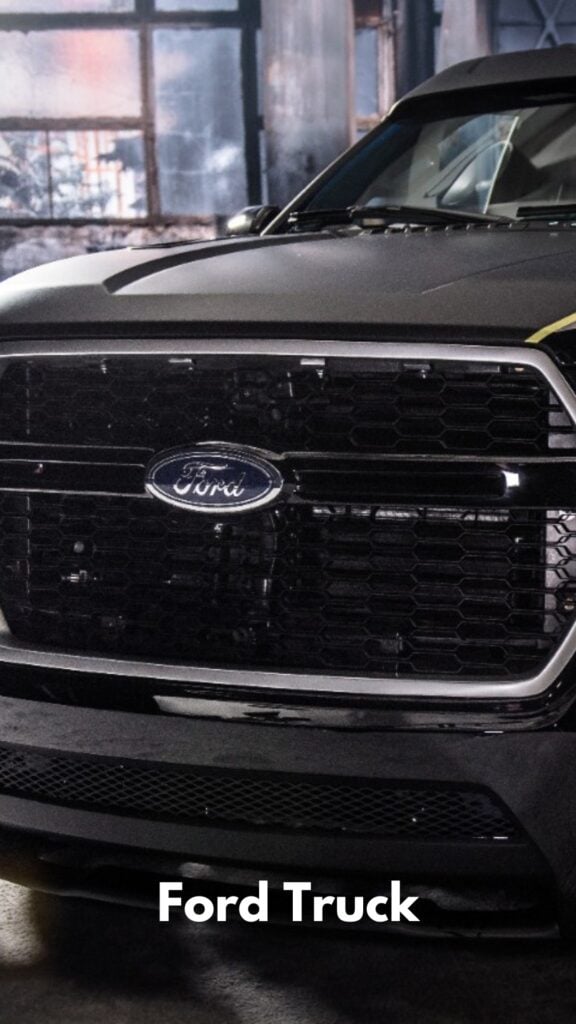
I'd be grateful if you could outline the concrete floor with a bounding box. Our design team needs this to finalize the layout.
[1,880,576,1023]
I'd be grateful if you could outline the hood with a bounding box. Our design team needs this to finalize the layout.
[1,225,576,338]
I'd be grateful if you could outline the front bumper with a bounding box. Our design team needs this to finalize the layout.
[0,690,572,917]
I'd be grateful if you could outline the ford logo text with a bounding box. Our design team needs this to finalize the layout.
[145,445,284,513]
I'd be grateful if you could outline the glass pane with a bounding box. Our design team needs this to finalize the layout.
[496,0,576,49]
[0,131,50,218]
[49,130,146,218]
[0,1,134,10]
[156,1,238,10]
[497,26,544,50]
[355,28,379,117]
[307,97,576,219]
[0,130,146,219]
[498,0,530,15]
[154,28,247,216]
[0,31,140,118]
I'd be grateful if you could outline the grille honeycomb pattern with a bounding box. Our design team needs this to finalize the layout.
[0,355,573,455]
[0,746,519,841]
[0,493,575,678]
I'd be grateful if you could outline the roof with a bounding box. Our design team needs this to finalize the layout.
[401,45,576,104]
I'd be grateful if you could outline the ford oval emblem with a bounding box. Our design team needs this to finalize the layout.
[145,445,284,513]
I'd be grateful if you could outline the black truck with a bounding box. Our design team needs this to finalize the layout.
[0,46,576,935]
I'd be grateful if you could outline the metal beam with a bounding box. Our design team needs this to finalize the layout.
[261,0,354,208]
[395,0,435,96]
[437,0,492,71]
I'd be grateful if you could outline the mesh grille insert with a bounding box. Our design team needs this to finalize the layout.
[0,493,574,679]
[0,355,573,456]
[0,745,521,842]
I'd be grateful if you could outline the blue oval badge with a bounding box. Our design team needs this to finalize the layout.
[145,445,284,513]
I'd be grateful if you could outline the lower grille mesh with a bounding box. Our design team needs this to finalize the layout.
[0,746,520,841]
[0,493,574,679]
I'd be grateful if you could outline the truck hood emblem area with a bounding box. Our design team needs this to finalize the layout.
[145,445,284,513]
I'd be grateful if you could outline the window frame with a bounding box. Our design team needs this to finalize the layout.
[0,0,262,226]
[353,0,396,137]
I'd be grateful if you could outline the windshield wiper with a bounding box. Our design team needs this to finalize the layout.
[350,204,509,226]
[516,203,576,221]
[288,204,508,229]
[287,208,353,229]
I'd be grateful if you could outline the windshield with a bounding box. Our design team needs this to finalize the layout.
[303,97,576,220]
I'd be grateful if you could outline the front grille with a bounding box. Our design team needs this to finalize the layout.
[0,494,575,678]
[0,349,575,684]
[0,745,520,842]
[0,355,574,455]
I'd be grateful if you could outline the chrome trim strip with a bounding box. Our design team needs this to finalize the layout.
[0,623,574,698]
[0,338,574,700]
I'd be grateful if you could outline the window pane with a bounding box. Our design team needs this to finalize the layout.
[355,28,379,117]
[154,28,247,216]
[496,0,576,49]
[156,1,238,10]
[0,130,145,219]
[50,130,146,218]
[0,132,50,218]
[0,2,134,10]
[0,31,140,118]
